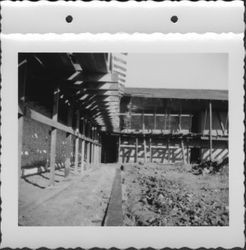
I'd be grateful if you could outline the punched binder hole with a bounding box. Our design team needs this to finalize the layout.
[66,15,73,23]
[171,16,178,23]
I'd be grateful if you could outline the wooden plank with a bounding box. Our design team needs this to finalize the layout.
[67,72,118,83]
[27,107,74,134]
[49,87,60,186]
[26,106,100,144]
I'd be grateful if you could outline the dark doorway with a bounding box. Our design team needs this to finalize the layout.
[101,134,118,163]
[191,113,200,133]
[190,147,201,163]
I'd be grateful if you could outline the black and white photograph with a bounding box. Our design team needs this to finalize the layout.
[1,1,244,248]
[18,52,229,227]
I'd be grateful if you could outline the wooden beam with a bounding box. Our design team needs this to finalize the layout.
[67,72,118,83]
[49,87,60,186]
[119,113,192,117]
[209,101,213,162]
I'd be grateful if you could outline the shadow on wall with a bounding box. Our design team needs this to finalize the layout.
[120,147,186,163]
[201,148,228,161]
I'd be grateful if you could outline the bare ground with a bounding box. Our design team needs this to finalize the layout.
[19,164,116,226]
[122,163,229,226]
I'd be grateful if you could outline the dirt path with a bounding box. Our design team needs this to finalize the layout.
[122,163,229,226]
[19,164,117,226]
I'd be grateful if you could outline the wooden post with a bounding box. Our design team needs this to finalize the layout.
[65,103,73,177]
[74,110,80,173]
[149,137,152,163]
[142,111,145,133]
[91,128,94,166]
[164,108,167,133]
[203,108,208,135]
[209,101,213,162]
[81,139,85,174]
[99,145,101,164]
[49,87,60,186]
[18,114,24,180]
[18,59,27,183]
[135,137,138,163]
[225,111,228,134]
[143,136,147,163]
[87,141,90,166]
[167,139,170,163]
[118,135,121,163]
[129,97,132,130]
[187,140,190,164]
[80,119,85,175]
[178,105,182,132]
[181,139,186,164]
[154,108,156,131]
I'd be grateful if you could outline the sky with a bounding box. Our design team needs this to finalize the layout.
[125,53,228,90]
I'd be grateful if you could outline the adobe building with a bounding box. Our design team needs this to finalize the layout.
[18,53,228,186]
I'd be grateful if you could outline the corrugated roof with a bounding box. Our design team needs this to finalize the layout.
[125,88,228,101]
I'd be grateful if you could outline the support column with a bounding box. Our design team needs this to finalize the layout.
[49,87,60,186]
[80,119,85,175]
[19,60,27,183]
[181,139,186,164]
[167,139,170,163]
[87,141,91,167]
[74,110,80,173]
[135,137,138,163]
[187,140,190,164]
[149,137,152,163]
[18,113,24,180]
[143,136,147,163]
[81,139,85,174]
[203,108,208,135]
[65,103,73,177]
[209,101,213,162]
[118,135,121,163]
